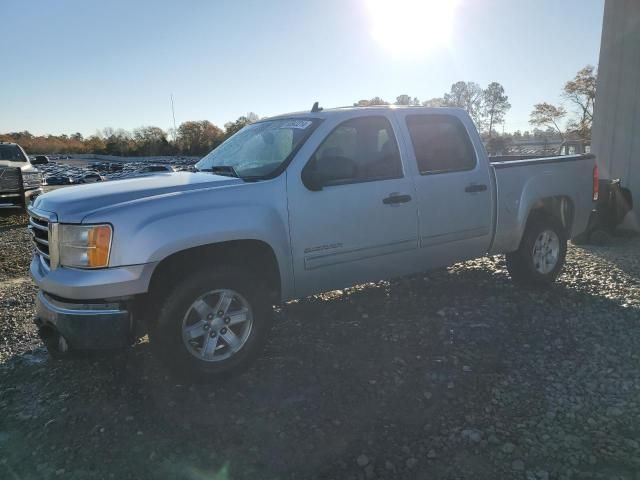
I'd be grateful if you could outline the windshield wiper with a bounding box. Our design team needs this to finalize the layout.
[198,166,241,178]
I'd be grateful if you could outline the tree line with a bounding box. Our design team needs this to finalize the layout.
[0,114,259,157]
[353,80,511,138]
[0,66,595,157]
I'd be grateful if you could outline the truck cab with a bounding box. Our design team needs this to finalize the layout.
[0,142,43,209]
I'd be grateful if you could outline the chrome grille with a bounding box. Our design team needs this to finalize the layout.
[0,167,21,193]
[29,214,51,267]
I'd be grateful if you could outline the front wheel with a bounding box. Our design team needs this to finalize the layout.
[506,214,567,286]
[149,268,273,379]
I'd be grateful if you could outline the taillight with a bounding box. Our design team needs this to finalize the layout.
[592,165,599,201]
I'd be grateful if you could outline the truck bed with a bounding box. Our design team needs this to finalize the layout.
[488,153,596,255]
[490,153,595,167]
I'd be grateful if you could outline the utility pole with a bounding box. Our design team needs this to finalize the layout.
[170,94,177,142]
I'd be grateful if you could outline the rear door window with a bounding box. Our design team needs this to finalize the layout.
[405,115,476,174]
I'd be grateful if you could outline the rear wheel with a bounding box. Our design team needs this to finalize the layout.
[149,268,273,379]
[506,214,567,286]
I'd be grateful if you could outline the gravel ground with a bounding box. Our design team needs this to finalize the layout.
[1,213,639,479]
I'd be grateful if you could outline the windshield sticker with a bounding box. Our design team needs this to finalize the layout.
[280,120,313,129]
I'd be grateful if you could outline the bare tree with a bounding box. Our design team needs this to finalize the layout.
[529,103,567,140]
[246,112,260,123]
[563,65,596,139]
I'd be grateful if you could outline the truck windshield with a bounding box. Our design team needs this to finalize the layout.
[0,145,27,162]
[196,118,320,179]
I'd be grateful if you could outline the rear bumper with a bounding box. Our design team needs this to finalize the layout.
[35,291,132,350]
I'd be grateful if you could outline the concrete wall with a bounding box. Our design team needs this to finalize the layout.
[591,0,640,230]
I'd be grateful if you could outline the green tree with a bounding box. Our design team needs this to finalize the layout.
[102,128,133,156]
[394,94,420,106]
[133,126,170,156]
[177,121,224,156]
[443,81,484,128]
[353,96,389,107]
[224,116,253,138]
[422,97,445,107]
[482,82,511,138]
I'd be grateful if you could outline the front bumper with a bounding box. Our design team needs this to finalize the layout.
[0,188,42,209]
[35,291,132,349]
[30,255,157,300]
[25,187,43,203]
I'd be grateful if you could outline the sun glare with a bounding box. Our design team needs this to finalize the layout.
[365,0,460,57]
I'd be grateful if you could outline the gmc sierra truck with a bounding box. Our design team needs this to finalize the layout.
[0,142,43,208]
[28,106,597,378]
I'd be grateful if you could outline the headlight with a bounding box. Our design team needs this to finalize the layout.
[22,171,43,190]
[60,224,112,268]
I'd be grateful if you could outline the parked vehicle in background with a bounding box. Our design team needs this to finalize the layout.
[32,155,50,165]
[42,175,74,186]
[28,106,597,379]
[77,172,105,183]
[136,164,174,174]
[0,142,42,209]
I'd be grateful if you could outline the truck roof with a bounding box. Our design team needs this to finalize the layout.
[267,105,467,121]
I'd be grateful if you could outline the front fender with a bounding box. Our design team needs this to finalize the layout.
[84,178,294,299]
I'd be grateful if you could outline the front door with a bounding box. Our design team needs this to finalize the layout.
[287,115,419,297]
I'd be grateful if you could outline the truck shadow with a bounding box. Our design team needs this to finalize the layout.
[2,255,639,479]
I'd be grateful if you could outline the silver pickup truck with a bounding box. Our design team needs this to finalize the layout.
[28,106,597,378]
[0,142,43,209]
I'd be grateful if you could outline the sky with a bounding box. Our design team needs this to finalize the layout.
[1,0,604,137]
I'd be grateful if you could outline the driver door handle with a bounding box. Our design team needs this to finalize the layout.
[465,184,488,193]
[383,193,412,205]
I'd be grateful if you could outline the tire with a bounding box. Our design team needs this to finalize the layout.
[149,267,273,379]
[41,329,73,360]
[506,214,567,287]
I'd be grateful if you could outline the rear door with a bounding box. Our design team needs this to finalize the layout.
[286,114,419,297]
[394,111,494,268]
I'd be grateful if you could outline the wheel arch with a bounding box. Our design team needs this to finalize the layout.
[147,240,282,308]
[524,195,575,237]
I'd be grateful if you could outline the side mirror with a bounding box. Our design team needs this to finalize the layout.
[302,155,356,191]
[302,168,324,191]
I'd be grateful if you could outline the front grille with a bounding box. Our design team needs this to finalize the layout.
[0,167,22,193]
[29,214,50,267]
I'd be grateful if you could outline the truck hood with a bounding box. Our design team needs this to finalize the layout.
[0,160,37,172]
[33,172,244,223]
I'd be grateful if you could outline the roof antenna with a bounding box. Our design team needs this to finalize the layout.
[311,101,323,113]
